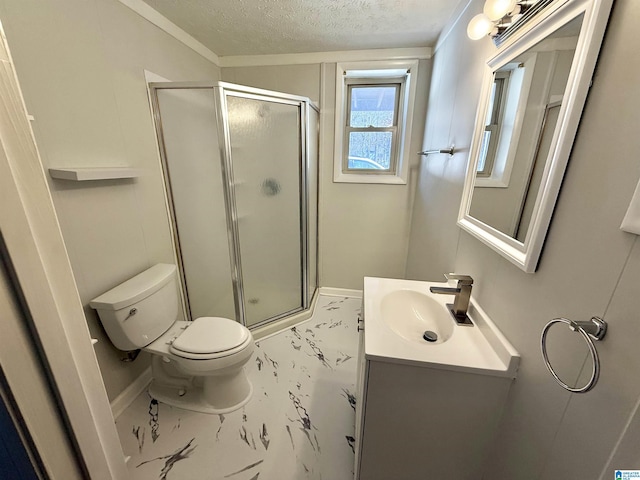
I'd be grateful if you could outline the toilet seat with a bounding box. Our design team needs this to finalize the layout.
[170,317,251,360]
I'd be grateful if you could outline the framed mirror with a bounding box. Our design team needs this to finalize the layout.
[458,0,613,272]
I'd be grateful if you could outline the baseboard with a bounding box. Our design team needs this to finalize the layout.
[319,286,363,298]
[110,367,152,420]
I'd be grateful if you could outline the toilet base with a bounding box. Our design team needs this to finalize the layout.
[149,379,253,415]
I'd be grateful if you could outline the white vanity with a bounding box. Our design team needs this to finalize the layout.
[355,277,520,480]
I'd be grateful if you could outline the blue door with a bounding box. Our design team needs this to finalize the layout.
[0,392,40,480]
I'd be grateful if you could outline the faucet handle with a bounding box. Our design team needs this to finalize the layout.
[445,273,474,285]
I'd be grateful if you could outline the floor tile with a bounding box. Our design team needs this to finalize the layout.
[115,295,361,480]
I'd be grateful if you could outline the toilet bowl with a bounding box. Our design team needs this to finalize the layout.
[144,318,255,414]
[89,264,255,414]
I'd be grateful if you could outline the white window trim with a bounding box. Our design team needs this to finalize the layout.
[477,71,510,178]
[476,55,537,188]
[334,60,419,184]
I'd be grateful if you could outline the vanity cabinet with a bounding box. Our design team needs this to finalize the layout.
[355,277,520,480]
[354,351,512,479]
[354,336,513,479]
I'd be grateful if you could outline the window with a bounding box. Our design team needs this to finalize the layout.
[344,81,402,173]
[475,59,533,189]
[477,72,510,177]
[334,60,419,184]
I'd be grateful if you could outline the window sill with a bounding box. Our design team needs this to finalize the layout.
[333,171,407,185]
[475,176,509,188]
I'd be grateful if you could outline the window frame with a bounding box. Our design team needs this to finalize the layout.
[334,60,419,184]
[475,56,537,189]
[342,79,403,175]
[477,71,511,177]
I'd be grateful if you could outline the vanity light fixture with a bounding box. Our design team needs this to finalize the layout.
[484,0,520,21]
[467,0,536,40]
[467,13,498,40]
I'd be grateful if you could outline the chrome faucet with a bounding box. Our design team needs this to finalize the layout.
[429,273,474,326]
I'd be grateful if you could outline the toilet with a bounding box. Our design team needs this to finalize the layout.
[89,263,255,414]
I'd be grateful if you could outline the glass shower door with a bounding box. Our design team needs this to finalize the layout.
[224,93,303,328]
[153,87,236,321]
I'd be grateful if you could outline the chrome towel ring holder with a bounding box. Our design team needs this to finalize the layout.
[541,316,607,393]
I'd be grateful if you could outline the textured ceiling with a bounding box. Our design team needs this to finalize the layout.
[141,0,457,56]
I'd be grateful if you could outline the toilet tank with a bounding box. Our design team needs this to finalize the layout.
[89,264,180,351]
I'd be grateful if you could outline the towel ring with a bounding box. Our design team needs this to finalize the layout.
[541,317,607,393]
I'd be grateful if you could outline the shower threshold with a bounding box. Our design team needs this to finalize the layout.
[250,289,320,341]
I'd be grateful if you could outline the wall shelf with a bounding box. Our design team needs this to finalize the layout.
[48,167,141,181]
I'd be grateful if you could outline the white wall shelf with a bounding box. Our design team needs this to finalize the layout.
[48,167,141,181]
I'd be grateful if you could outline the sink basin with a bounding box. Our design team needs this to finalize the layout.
[363,277,520,377]
[380,290,454,344]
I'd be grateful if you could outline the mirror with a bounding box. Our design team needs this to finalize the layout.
[470,15,582,241]
[458,0,613,272]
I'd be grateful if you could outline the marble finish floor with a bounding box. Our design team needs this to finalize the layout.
[115,294,361,480]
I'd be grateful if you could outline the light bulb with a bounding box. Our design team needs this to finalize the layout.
[467,14,494,40]
[483,0,519,21]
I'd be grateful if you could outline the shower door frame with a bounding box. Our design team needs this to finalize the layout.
[149,81,319,330]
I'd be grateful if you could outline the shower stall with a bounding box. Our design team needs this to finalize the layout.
[149,82,319,330]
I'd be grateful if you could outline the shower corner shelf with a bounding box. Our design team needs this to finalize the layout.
[48,167,141,182]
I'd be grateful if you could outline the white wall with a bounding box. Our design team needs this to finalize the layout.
[222,64,322,105]
[406,0,640,477]
[0,0,220,401]
[223,59,431,290]
[405,0,492,282]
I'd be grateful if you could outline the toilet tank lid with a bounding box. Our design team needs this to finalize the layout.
[89,264,176,311]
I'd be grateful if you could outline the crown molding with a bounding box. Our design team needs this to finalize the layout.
[435,0,475,54]
[118,0,220,65]
[219,47,432,68]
